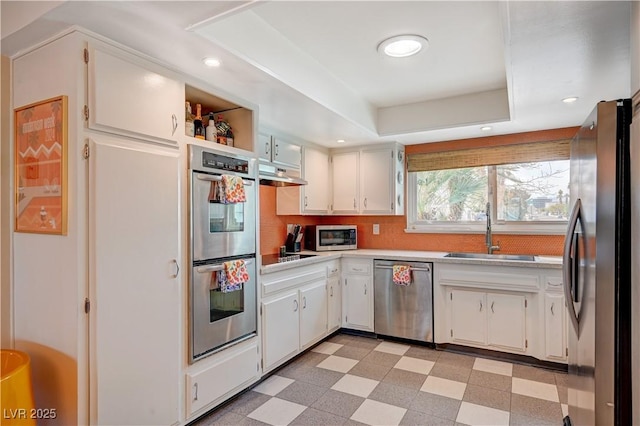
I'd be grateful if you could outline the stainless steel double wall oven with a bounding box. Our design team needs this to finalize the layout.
[188,145,257,363]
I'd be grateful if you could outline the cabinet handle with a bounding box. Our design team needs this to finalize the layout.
[330,286,333,297]
[364,198,367,208]
[265,142,270,155]
[275,143,279,156]
[303,296,307,309]
[364,284,367,295]
[170,259,180,279]
[479,301,483,312]
[491,301,494,313]
[171,114,178,136]
[304,196,308,207]
[353,198,356,209]
[551,302,555,316]
[293,299,298,312]
[193,382,198,401]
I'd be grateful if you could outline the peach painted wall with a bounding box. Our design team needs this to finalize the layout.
[260,127,578,256]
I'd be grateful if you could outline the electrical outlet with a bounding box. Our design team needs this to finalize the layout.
[373,224,380,235]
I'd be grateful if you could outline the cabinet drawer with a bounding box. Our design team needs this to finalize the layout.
[344,260,371,275]
[544,275,564,292]
[186,342,259,416]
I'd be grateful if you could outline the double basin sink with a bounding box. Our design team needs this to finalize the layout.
[445,252,536,262]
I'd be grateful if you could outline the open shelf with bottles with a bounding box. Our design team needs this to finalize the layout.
[185,84,254,152]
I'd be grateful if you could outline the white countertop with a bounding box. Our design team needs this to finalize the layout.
[260,249,563,274]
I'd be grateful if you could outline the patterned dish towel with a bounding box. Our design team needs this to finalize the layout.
[220,174,246,203]
[217,259,249,293]
[392,264,412,286]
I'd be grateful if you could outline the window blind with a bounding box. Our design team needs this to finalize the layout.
[407,139,571,172]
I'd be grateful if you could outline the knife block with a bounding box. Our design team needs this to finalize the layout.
[286,241,301,253]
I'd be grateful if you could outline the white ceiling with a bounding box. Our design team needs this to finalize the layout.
[1,1,632,148]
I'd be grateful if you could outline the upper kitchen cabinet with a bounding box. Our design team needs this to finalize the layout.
[331,143,405,216]
[185,84,255,152]
[259,132,302,168]
[277,145,331,215]
[86,42,183,146]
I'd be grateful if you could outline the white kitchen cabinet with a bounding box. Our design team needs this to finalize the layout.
[261,263,329,372]
[449,288,526,352]
[331,143,404,215]
[327,262,342,332]
[342,259,374,331]
[487,293,527,351]
[450,289,486,346]
[544,293,567,360]
[360,147,395,214]
[262,290,300,371]
[259,132,301,168]
[87,43,183,145]
[299,279,328,349]
[331,151,360,213]
[186,341,259,417]
[90,135,180,425]
[276,145,331,215]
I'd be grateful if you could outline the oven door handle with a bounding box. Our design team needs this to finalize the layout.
[196,259,254,274]
[195,173,254,186]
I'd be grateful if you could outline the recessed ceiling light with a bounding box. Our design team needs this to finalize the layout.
[377,35,429,58]
[337,139,346,144]
[481,126,492,131]
[203,57,221,67]
[562,96,578,103]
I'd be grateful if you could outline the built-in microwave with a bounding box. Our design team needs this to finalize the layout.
[305,225,357,251]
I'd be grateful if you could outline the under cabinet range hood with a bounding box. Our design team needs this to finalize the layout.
[258,161,307,187]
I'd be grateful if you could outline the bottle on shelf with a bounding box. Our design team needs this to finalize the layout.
[194,103,205,140]
[215,114,231,145]
[205,112,217,142]
[185,101,195,137]
[225,124,234,147]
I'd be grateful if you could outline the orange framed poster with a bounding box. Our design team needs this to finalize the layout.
[14,95,68,235]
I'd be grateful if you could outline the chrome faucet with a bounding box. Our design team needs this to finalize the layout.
[485,202,500,254]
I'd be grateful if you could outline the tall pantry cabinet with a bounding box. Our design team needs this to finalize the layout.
[12,30,182,425]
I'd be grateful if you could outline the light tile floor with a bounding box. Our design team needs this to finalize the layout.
[191,333,568,426]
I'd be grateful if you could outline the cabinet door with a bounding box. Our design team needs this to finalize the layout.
[545,293,567,360]
[258,133,272,161]
[300,280,328,349]
[302,147,330,213]
[272,137,302,168]
[488,293,526,351]
[262,290,300,370]
[331,151,359,213]
[328,275,342,332]
[91,136,180,425]
[88,44,182,145]
[344,275,373,331]
[361,148,393,214]
[450,289,486,346]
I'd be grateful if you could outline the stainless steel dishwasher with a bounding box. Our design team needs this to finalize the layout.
[374,260,434,343]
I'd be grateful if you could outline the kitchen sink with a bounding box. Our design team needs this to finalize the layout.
[445,252,536,262]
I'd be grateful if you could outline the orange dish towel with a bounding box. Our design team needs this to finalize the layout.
[392,264,412,286]
[222,259,249,292]
[221,174,246,203]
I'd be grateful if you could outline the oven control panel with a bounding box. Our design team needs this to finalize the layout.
[202,151,249,173]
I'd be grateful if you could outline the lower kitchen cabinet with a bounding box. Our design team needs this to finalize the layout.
[450,289,527,352]
[186,340,260,418]
[327,262,342,332]
[261,264,329,372]
[342,258,374,332]
[544,293,567,360]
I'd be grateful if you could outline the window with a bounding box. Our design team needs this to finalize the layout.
[406,140,571,234]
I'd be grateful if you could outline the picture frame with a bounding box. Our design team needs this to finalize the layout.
[14,95,68,235]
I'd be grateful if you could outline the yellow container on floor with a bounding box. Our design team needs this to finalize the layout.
[1,350,36,426]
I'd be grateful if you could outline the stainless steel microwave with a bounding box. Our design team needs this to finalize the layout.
[305,225,357,251]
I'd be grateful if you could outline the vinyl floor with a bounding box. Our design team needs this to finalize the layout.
[191,333,567,426]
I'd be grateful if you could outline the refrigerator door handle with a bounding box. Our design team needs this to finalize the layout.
[563,199,582,334]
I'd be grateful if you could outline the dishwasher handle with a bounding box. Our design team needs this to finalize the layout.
[374,265,431,273]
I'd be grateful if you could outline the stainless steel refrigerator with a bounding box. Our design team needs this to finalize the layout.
[563,99,633,426]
